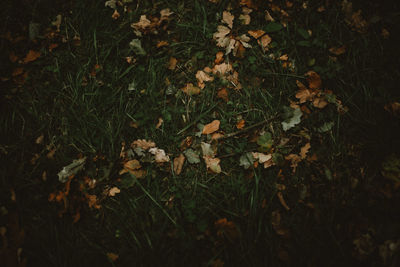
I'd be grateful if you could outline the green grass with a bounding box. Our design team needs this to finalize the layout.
[1,0,400,266]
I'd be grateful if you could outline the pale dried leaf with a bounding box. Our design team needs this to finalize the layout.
[131,139,156,150]
[108,187,121,197]
[213,25,231,47]
[149,148,170,163]
[248,30,265,39]
[182,83,201,95]
[222,11,234,28]
[173,154,185,175]
[203,156,222,173]
[201,142,216,157]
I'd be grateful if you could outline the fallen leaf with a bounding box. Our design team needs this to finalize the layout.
[222,11,234,28]
[248,29,265,39]
[201,142,216,157]
[211,132,224,140]
[182,83,201,95]
[279,54,288,61]
[51,14,62,32]
[129,39,146,55]
[215,51,224,64]
[217,88,229,102]
[9,52,18,63]
[131,139,155,150]
[112,10,120,20]
[281,107,302,131]
[295,88,313,103]
[196,70,214,88]
[168,57,177,70]
[23,50,41,64]
[183,149,201,164]
[160,8,174,21]
[305,71,321,89]
[329,45,346,55]
[156,40,169,48]
[131,15,152,35]
[285,154,301,173]
[149,147,170,163]
[265,10,275,21]
[86,194,101,209]
[12,68,24,77]
[312,97,328,109]
[35,134,44,144]
[173,154,185,175]
[203,156,222,173]
[277,191,290,210]
[202,120,220,134]
[156,117,163,129]
[48,43,59,52]
[258,34,272,49]
[108,187,121,196]
[213,25,231,48]
[236,119,245,129]
[239,14,251,25]
[124,159,141,171]
[106,252,119,262]
[240,152,255,169]
[300,143,311,159]
[212,62,233,75]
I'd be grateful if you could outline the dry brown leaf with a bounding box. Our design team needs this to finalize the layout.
[12,67,24,77]
[222,11,234,28]
[213,25,231,48]
[35,134,44,144]
[149,148,170,163]
[215,51,224,64]
[236,119,245,129]
[305,71,321,89]
[131,139,155,150]
[211,133,224,140]
[239,14,251,25]
[131,15,152,35]
[203,156,222,173]
[384,102,400,116]
[295,89,313,103]
[277,192,290,210]
[217,88,229,102]
[156,117,163,129]
[173,154,185,175]
[86,194,101,209]
[202,120,220,134]
[285,154,301,173]
[182,83,201,95]
[23,50,41,64]
[252,152,274,168]
[156,40,169,48]
[108,187,121,196]
[130,169,146,178]
[196,70,214,89]
[265,10,275,21]
[329,45,346,56]
[312,97,328,109]
[112,10,120,20]
[212,63,233,75]
[258,34,272,49]
[160,8,173,21]
[9,52,18,63]
[300,143,311,159]
[168,57,177,70]
[248,30,265,39]
[279,54,288,61]
[106,252,119,262]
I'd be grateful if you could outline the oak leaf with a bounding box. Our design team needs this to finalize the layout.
[222,11,234,28]
[131,139,155,150]
[329,45,346,56]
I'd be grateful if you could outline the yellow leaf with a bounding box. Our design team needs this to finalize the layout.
[202,120,220,135]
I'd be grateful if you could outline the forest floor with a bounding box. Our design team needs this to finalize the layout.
[1,0,400,266]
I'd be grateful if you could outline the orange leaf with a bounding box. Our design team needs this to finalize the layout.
[112,10,120,20]
[329,45,346,56]
[168,57,177,70]
[305,71,321,89]
[182,83,201,95]
[202,120,220,134]
[155,117,163,129]
[236,119,245,129]
[214,51,224,64]
[107,253,119,262]
[300,143,311,159]
[258,34,272,49]
[248,30,265,39]
[156,40,169,48]
[23,50,41,64]
[173,154,185,175]
[312,97,328,109]
[217,88,229,102]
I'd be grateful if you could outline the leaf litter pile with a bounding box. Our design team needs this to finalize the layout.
[1,0,400,266]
